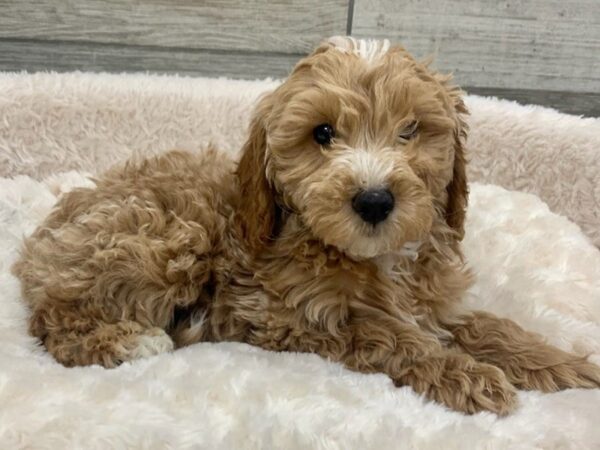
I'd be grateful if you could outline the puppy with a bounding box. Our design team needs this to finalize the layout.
[13,37,600,415]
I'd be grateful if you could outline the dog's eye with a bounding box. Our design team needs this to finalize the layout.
[398,120,419,141]
[313,123,335,146]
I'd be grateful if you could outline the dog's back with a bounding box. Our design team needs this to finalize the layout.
[12,148,236,367]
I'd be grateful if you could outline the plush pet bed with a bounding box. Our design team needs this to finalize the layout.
[1,73,599,449]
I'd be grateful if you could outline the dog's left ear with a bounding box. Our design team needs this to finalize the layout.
[444,87,469,240]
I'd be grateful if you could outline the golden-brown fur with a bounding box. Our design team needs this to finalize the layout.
[13,37,600,415]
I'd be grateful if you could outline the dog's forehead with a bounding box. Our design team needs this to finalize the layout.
[326,36,391,64]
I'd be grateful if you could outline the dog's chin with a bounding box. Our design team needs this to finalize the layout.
[343,236,426,263]
[317,223,423,261]
[301,202,433,261]
[342,238,391,260]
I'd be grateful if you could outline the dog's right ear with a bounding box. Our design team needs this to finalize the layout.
[235,95,278,254]
[443,86,469,240]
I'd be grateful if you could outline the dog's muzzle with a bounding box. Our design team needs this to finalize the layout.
[352,189,394,225]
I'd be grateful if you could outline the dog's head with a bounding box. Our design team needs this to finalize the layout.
[237,37,468,259]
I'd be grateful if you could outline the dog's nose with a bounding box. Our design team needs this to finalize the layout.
[352,189,395,225]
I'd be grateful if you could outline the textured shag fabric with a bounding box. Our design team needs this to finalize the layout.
[0,72,599,449]
[1,175,599,449]
[0,72,599,247]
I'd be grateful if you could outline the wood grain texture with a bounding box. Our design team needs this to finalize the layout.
[1,40,597,117]
[0,0,348,54]
[353,0,600,92]
[0,39,300,79]
[0,0,597,116]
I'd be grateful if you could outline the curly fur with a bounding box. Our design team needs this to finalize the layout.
[12,37,600,415]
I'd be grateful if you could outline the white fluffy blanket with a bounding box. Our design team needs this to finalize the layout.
[1,176,599,449]
[1,73,600,449]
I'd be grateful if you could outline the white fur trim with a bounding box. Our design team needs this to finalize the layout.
[127,329,174,360]
[399,240,421,261]
[327,36,391,63]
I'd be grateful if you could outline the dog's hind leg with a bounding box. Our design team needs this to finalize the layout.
[14,195,216,367]
[41,320,174,368]
[448,311,600,391]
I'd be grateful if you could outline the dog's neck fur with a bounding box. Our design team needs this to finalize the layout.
[218,205,469,350]
[240,205,458,282]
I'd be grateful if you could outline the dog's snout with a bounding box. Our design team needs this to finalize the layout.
[352,189,395,225]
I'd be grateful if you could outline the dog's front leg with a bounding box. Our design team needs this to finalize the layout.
[336,311,518,415]
[448,311,600,392]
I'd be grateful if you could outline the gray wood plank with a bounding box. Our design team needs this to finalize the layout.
[353,0,600,93]
[1,40,597,117]
[0,0,349,54]
[0,39,300,79]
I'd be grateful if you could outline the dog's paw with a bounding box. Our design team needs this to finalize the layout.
[44,322,175,368]
[398,353,518,416]
[460,362,519,416]
[517,357,600,392]
[125,328,175,361]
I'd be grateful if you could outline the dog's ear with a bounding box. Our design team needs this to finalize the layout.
[444,87,469,240]
[236,95,279,253]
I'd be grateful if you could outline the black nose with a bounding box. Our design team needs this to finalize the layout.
[352,189,395,225]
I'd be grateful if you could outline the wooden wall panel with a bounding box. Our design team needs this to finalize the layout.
[0,0,597,116]
[352,0,600,93]
[0,0,349,53]
[0,40,299,79]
